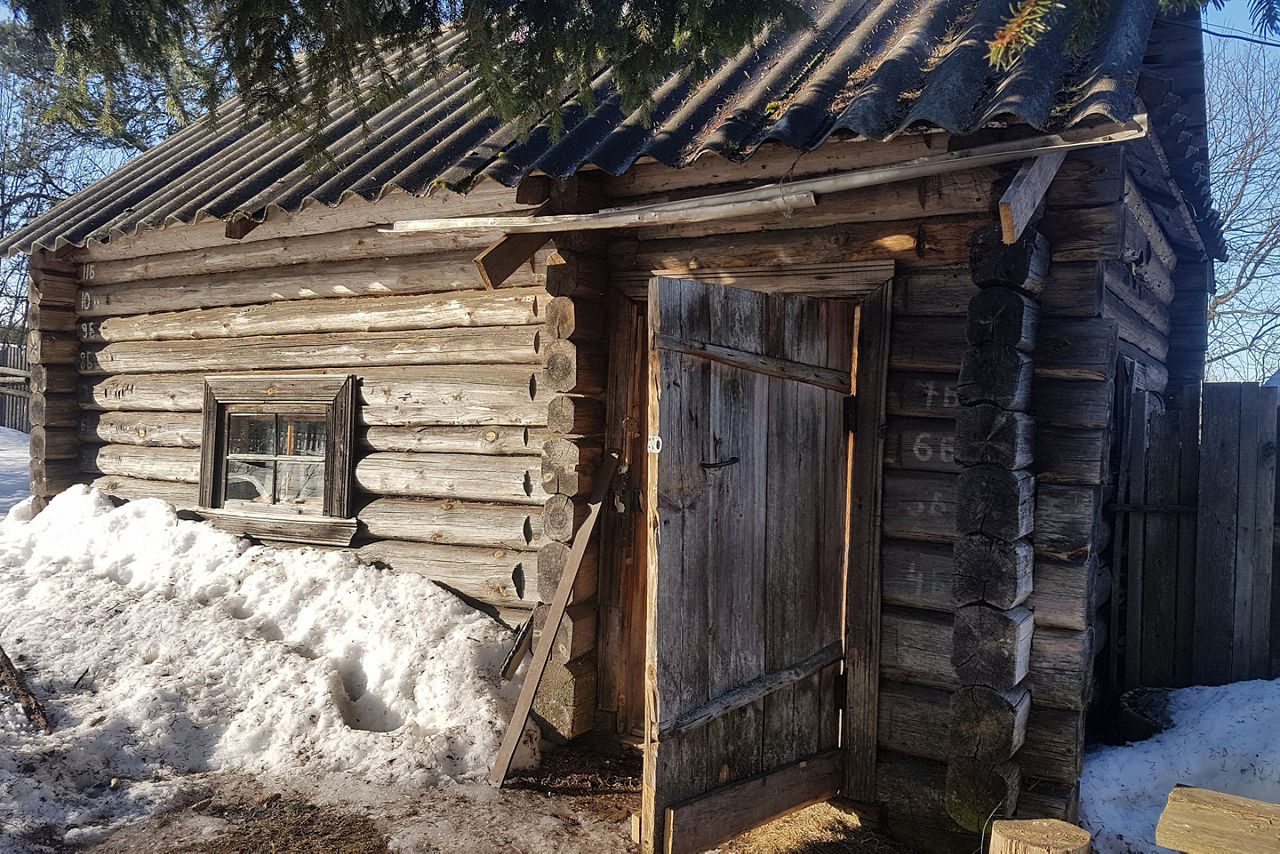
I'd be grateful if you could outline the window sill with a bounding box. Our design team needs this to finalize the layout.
[198,507,357,547]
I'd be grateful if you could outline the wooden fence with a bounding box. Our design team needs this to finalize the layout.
[1117,382,1279,691]
[0,344,31,434]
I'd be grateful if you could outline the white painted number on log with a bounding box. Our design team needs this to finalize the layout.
[918,380,959,412]
[911,432,954,464]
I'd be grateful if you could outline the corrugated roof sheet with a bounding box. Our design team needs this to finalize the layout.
[3,0,1191,257]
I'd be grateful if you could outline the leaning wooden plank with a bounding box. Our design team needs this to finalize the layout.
[1155,785,1280,853]
[489,452,619,787]
[0,642,52,734]
[655,334,850,393]
[663,750,842,854]
[999,152,1069,244]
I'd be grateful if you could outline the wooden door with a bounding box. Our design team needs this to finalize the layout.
[642,277,855,854]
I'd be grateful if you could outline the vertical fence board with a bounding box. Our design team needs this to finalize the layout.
[1233,387,1262,682]
[1174,394,1201,687]
[1194,384,1242,685]
[1140,409,1182,686]
[1251,388,1277,678]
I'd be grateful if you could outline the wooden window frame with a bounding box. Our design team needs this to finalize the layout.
[198,374,357,546]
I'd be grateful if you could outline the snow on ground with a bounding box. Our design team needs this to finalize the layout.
[0,426,29,513]
[0,486,539,850]
[1081,679,1280,852]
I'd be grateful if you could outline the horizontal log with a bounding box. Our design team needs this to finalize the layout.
[890,317,968,372]
[30,427,77,461]
[80,326,542,375]
[1031,378,1114,430]
[1102,260,1172,333]
[27,331,78,365]
[1035,426,1110,486]
[1039,203,1125,262]
[881,537,1104,631]
[89,474,199,507]
[1035,319,1118,381]
[79,411,202,447]
[80,444,201,483]
[880,607,1092,710]
[357,496,543,550]
[78,366,548,426]
[74,183,533,267]
[886,371,960,420]
[30,393,79,428]
[896,259,1100,320]
[882,470,958,543]
[80,288,544,343]
[361,425,551,456]
[30,458,83,497]
[29,271,79,307]
[357,538,538,607]
[1034,484,1103,561]
[1016,779,1080,823]
[631,170,1000,241]
[76,248,546,317]
[30,364,78,395]
[878,681,1085,783]
[884,417,960,473]
[28,304,77,333]
[354,452,545,506]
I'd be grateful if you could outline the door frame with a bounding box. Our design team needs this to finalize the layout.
[633,268,893,851]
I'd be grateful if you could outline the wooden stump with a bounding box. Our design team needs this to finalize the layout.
[989,818,1090,854]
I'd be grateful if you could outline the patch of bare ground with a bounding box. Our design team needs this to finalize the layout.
[76,747,909,853]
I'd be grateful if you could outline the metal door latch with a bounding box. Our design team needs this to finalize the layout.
[647,434,663,454]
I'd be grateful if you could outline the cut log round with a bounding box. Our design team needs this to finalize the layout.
[955,466,1036,541]
[967,287,1040,352]
[969,225,1050,293]
[537,539,599,604]
[953,534,1034,609]
[948,684,1031,762]
[547,395,605,436]
[945,757,1021,832]
[958,343,1034,411]
[542,493,589,542]
[30,427,77,461]
[951,604,1034,691]
[989,818,1091,854]
[954,404,1034,470]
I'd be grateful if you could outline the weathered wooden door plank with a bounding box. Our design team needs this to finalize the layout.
[654,333,851,392]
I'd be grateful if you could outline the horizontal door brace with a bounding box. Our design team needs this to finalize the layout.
[655,334,850,393]
[656,640,843,740]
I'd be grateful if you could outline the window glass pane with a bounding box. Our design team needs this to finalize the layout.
[278,416,326,457]
[276,461,325,507]
[225,460,274,503]
[228,413,276,455]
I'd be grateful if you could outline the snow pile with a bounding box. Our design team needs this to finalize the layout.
[1081,679,1280,852]
[0,487,532,848]
[0,427,29,513]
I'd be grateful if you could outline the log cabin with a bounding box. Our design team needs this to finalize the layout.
[0,1,1223,850]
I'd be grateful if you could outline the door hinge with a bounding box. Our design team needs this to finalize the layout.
[844,394,858,433]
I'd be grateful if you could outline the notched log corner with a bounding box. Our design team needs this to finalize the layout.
[0,642,53,735]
